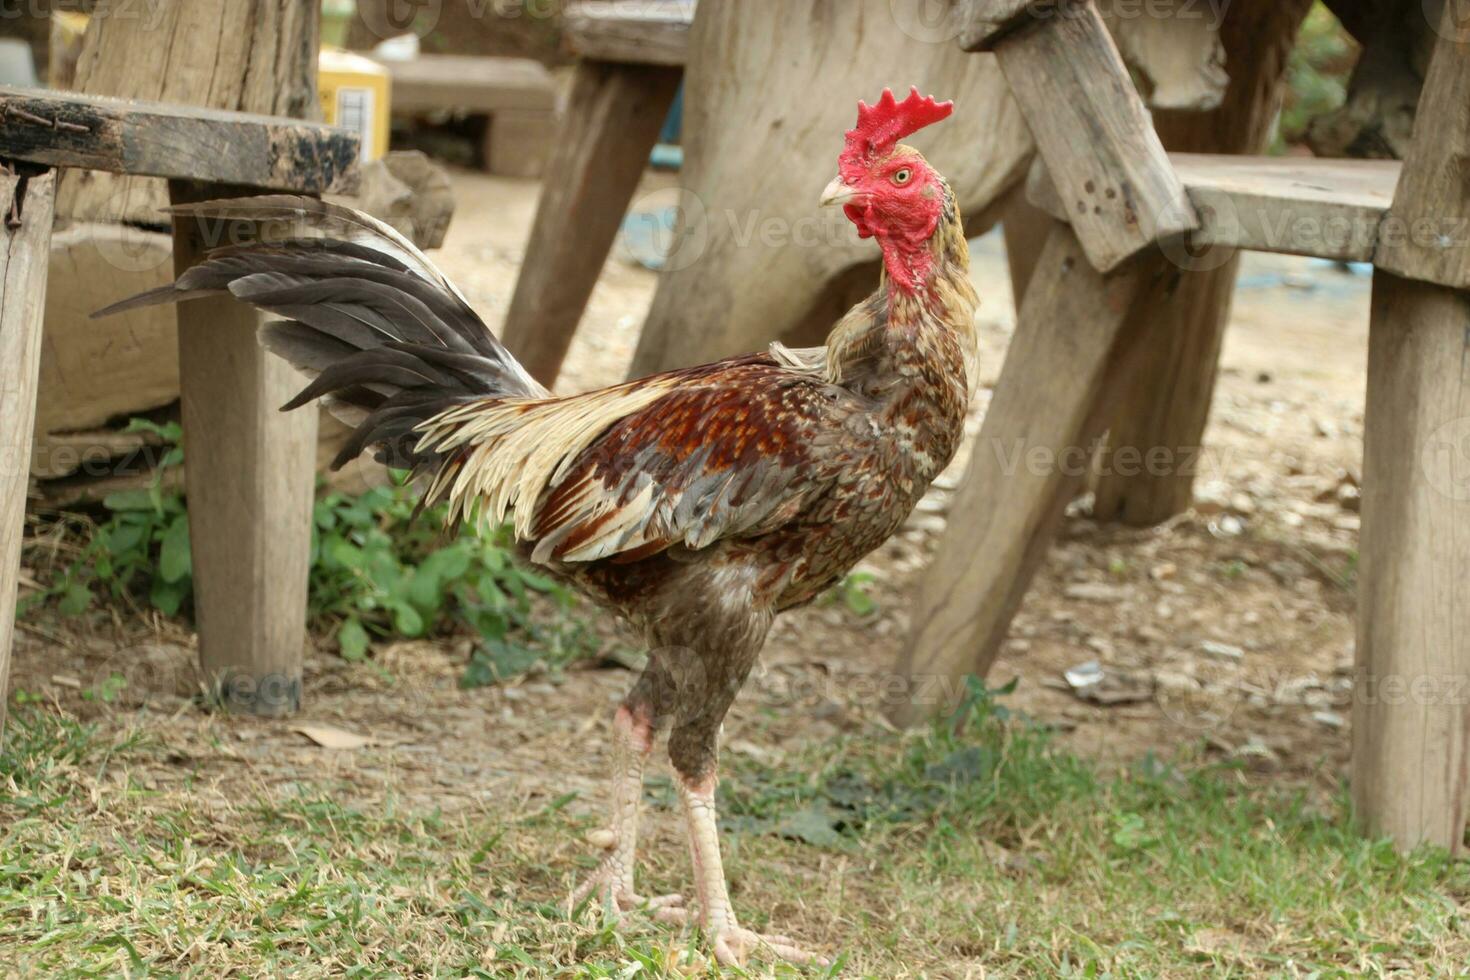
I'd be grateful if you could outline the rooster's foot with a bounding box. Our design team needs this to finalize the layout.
[711,925,827,967]
[568,858,685,919]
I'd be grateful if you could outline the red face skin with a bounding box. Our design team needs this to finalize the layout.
[839,149,946,295]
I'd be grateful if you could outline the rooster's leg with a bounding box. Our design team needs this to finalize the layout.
[675,769,825,966]
[568,703,684,916]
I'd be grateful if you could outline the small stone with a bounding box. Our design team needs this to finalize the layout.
[587,828,617,850]
[1193,480,1231,515]
[1212,515,1244,537]
[1064,583,1130,603]
[1312,710,1346,730]
[1149,562,1177,581]
[1200,640,1245,662]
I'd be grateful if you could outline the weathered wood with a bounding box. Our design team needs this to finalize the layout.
[1173,154,1398,263]
[564,0,695,66]
[984,0,1198,272]
[1030,153,1401,263]
[1101,0,1227,111]
[486,108,559,180]
[0,87,358,194]
[374,54,555,114]
[1311,0,1436,159]
[501,60,681,385]
[0,171,56,741]
[1093,0,1311,525]
[1352,3,1470,853]
[1352,271,1470,853]
[57,0,327,225]
[169,180,317,716]
[890,226,1172,724]
[629,0,1033,378]
[958,0,1050,51]
[1373,2,1470,290]
[1000,186,1050,313]
[33,222,178,479]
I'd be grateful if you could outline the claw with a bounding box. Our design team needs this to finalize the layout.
[568,858,686,919]
[713,926,829,967]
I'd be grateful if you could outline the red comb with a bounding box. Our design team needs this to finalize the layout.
[839,87,953,182]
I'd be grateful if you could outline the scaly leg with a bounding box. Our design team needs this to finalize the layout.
[677,771,826,967]
[568,704,685,916]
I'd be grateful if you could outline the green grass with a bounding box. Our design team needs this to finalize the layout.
[2,690,1466,977]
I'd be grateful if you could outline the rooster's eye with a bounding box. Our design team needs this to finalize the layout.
[892,168,912,185]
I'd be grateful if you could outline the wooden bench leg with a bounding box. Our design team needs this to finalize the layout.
[170,180,317,717]
[1352,271,1470,853]
[1091,252,1239,524]
[889,224,1173,726]
[0,170,55,741]
[500,60,681,387]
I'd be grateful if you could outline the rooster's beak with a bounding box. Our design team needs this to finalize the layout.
[820,175,856,207]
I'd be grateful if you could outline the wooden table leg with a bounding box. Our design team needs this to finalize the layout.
[1351,0,1470,852]
[0,170,55,740]
[500,60,681,387]
[1352,271,1470,853]
[890,224,1173,726]
[169,180,317,717]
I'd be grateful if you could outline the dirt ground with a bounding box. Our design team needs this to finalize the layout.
[11,164,1370,898]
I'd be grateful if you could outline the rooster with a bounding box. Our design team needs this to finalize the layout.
[99,88,977,966]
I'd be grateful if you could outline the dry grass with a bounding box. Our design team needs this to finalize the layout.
[3,687,1467,978]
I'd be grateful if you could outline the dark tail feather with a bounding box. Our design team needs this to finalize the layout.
[94,195,546,477]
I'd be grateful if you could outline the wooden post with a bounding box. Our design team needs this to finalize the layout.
[499,61,680,386]
[890,225,1172,724]
[1091,0,1311,525]
[1353,273,1470,852]
[1352,1,1470,852]
[0,170,56,739]
[170,181,317,715]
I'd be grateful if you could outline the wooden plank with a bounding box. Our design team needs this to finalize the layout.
[0,87,358,193]
[1373,3,1470,290]
[170,180,318,716]
[372,55,556,114]
[1174,154,1398,262]
[564,0,695,66]
[1352,271,1470,853]
[501,61,681,386]
[1031,153,1401,263]
[0,171,56,741]
[988,0,1197,272]
[890,225,1171,724]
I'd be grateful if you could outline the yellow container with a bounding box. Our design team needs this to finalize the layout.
[318,49,391,163]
